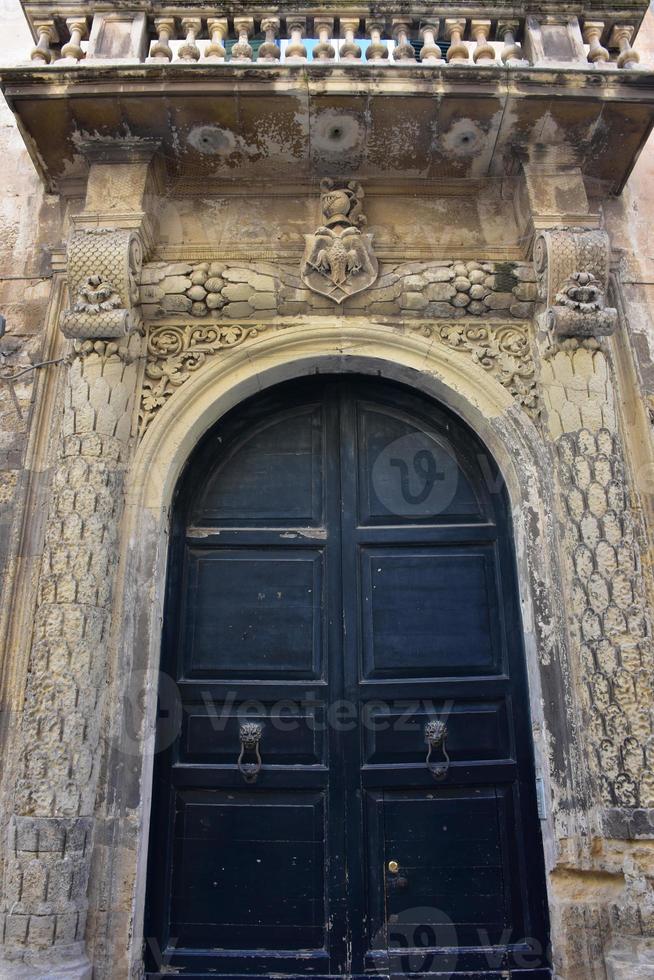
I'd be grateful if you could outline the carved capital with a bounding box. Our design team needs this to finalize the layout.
[533,229,617,339]
[60,228,144,340]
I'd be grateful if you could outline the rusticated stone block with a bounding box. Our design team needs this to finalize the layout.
[513,281,539,302]
[425,282,456,302]
[3,911,29,945]
[161,295,192,314]
[424,267,455,282]
[485,291,513,310]
[222,302,254,318]
[161,275,192,294]
[399,291,428,311]
[249,292,276,310]
[511,301,534,318]
[222,283,253,302]
[26,913,56,947]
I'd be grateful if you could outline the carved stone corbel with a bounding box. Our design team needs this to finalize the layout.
[60,228,143,339]
[533,228,617,339]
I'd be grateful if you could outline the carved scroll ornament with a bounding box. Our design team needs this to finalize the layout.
[139,320,537,436]
[533,229,617,339]
[60,228,144,339]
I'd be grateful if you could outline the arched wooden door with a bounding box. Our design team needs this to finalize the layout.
[145,376,551,979]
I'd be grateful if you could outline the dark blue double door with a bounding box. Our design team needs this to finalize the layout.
[145,376,550,978]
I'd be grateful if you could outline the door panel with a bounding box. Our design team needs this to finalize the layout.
[182,548,324,679]
[356,403,484,523]
[360,546,502,677]
[169,790,326,950]
[145,376,550,979]
[192,406,324,525]
[362,700,511,765]
[181,701,325,766]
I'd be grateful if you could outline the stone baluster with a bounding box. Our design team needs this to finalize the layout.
[366,19,388,61]
[583,21,609,65]
[340,18,362,60]
[313,18,335,60]
[231,17,253,62]
[498,21,523,64]
[205,18,228,61]
[419,21,444,64]
[150,18,174,61]
[61,18,87,61]
[30,20,57,63]
[609,25,640,69]
[471,19,495,63]
[392,19,416,61]
[178,17,201,62]
[445,19,469,63]
[258,17,281,62]
[285,17,307,62]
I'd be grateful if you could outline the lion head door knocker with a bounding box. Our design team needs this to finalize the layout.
[238,722,263,783]
[300,179,378,304]
[424,719,450,782]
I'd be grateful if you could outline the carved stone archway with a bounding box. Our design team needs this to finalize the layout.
[103,319,570,979]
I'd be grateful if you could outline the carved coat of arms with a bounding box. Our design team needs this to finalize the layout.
[301,179,378,304]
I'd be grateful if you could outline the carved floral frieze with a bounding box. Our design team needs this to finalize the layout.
[139,322,260,433]
[139,319,538,436]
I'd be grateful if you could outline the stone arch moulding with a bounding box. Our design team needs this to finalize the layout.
[106,319,576,979]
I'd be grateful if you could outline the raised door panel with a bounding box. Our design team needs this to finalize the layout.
[363,700,511,767]
[181,700,326,767]
[181,548,324,680]
[356,403,486,525]
[169,790,326,951]
[360,546,504,679]
[190,406,325,527]
[365,786,533,973]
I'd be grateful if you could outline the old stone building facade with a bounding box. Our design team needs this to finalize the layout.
[1,1,654,978]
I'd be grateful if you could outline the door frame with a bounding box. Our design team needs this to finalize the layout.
[100,322,573,978]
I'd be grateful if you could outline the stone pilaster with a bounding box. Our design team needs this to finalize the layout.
[0,335,142,978]
[0,153,152,977]
[535,229,654,815]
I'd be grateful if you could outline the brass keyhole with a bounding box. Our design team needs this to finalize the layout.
[387,860,399,874]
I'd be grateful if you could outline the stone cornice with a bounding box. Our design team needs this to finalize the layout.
[2,62,653,195]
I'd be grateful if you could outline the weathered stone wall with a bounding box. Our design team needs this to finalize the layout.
[0,4,63,942]
[542,340,654,812]
[0,3,57,621]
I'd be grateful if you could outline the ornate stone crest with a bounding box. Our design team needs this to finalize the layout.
[301,179,378,304]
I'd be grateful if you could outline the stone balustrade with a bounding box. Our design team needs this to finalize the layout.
[22,8,647,70]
